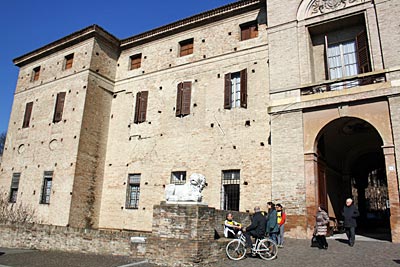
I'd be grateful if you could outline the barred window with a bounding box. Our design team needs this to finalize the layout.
[221,170,240,211]
[9,173,21,203]
[40,171,53,204]
[171,171,186,185]
[126,174,141,209]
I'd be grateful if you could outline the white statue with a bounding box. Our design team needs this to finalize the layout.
[165,173,206,202]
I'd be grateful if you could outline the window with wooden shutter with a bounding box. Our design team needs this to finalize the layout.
[179,38,194,57]
[176,82,192,117]
[356,31,371,74]
[64,54,74,70]
[240,69,247,108]
[9,173,21,203]
[22,102,33,128]
[32,66,41,81]
[240,21,258,41]
[224,69,247,109]
[130,53,142,70]
[224,73,232,109]
[53,92,66,123]
[134,91,148,124]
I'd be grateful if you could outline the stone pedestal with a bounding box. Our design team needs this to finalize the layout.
[146,202,219,266]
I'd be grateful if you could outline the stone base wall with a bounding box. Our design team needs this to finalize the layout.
[0,223,150,257]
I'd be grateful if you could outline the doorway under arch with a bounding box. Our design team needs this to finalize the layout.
[315,117,391,241]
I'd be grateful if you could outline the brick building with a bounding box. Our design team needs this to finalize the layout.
[1,0,400,242]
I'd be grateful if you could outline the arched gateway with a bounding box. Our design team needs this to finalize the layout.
[303,102,399,242]
[315,117,390,240]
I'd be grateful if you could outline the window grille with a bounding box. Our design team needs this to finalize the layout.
[40,171,53,204]
[126,174,141,209]
[221,170,240,211]
[171,171,187,185]
[9,173,21,203]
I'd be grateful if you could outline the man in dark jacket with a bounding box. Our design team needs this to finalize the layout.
[243,206,267,249]
[342,198,360,247]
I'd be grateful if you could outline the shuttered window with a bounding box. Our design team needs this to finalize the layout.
[53,92,66,123]
[40,171,53,204]
[356,31,371,74]
[130,53,142,70]
[22,102,33,128]
[179,38,194,57]
[134,91,148,124]
[221,170,240,211]
[126,174,141,209]
[64,54,74,70]
[224,69,247,109]
[32,66,41,81]
[176,82,192,117]
[240,21,258,41]
[9,173,21,203]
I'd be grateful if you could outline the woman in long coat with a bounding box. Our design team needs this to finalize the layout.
[315,205,330,249]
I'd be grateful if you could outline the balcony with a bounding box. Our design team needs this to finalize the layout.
[301,70,387,96]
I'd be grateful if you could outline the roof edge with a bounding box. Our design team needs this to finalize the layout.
[121,0,263,47]
[13,25,120,67]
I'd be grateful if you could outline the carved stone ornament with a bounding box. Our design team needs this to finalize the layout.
[165,173,206,203]
[310,0,364,15]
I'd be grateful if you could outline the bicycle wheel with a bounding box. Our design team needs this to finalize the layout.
[226,239,246,261]
[257,238,278,260]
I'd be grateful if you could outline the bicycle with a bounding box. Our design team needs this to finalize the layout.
[225,233,278,261]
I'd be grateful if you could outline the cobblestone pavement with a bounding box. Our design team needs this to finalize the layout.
[1,236,400,267]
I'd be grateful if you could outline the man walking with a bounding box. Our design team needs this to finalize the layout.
[342,198,359,247]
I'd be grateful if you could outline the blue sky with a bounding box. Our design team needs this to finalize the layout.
[0,0,235,134]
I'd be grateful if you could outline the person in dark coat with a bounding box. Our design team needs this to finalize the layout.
[266,202,279,244]
[342,198,360,247]
[314,205,330,249]
[243,206,267,249]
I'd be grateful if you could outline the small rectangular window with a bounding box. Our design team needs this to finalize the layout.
[134,91,148,124]
[32,66,41,81]
[53,92,66,123]
[22,102,33,128]
[64,54,74,70]
[221,170,240,211]
[40,171,53,204]
[224,69,247,109]
[126,174,141,209]
[130,53,142,70]
[240,21,258,41]
[171,171,187,185]
[176,82,192,117]
[9,173,21,203]
[179,38,194,57]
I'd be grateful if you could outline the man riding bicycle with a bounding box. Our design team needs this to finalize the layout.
[243,206,267,250]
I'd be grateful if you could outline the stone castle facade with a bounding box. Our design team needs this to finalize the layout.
[1,0,400,242]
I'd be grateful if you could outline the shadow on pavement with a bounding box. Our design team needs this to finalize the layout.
[393,260,400,264]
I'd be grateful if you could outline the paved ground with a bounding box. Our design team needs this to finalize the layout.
[1,234,400,267]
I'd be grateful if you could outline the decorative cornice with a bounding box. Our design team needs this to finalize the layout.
[309,0,366,16]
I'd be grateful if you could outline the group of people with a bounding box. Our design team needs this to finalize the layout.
[224,202,286,249]
[314,198,360,249]
[224,198,360,251]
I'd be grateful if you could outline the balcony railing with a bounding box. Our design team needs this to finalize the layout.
[300,71,387,95]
